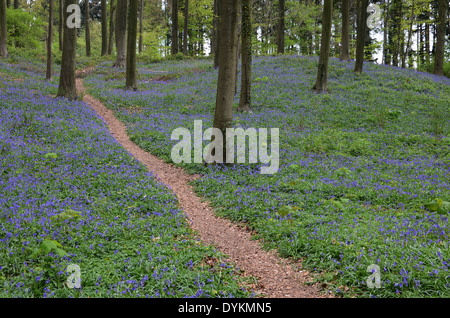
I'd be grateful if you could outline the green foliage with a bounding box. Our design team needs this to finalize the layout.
[418,60,450,78]
[6,8,45,54]
[29,240,69,259]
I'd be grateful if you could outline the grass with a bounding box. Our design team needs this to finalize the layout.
[84,55,450,298]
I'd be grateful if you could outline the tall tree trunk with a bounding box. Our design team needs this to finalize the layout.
[59,0,63,51]
[57,0,77,100]
[46,0,54,81]
[238,0,252,113]
[433,0,447,76]
[340,0,350,61]
[6,0,9,8]
[126,0,138,90]
[85,0,91,57]
[213,0,220,68]
[401,0,414,69]
[313,0,333,92]
[113,0,127,67]
[383,0,390,64]
[0,0,8,58]
[183,0,188,55]
[13,0,17,9]
[424,9,430,64]
[171,0,178,55]
[213,0,239,161]
[108,0,115,55]
[101,0,108,56]
[277,0,285,54]
[354,0,368,73]
[391,0,401,67]
[139,0,143,53]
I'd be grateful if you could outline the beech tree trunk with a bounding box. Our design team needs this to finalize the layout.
[85,0,91,57]
[313,0,333,93]
[101,0,108,56]
[238,0,252,113]
[57,0,77,100]
[213,0,220,68]
[46,0,54,81]
[126,0,138,90]
[277,0,285,54]
[113,0,127,67]
[59,0,63,51]
[171,0,178,55]
[213,0,239,159]
[354,0,368,74]
[183,0,188,55]
[139,0,143,53]
[340,0,350,61]
[433,0,448,76]
[0,0,7,58]
[108,0,115,55]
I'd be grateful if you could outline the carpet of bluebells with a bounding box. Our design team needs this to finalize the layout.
[0,61,252,298]
[85,55,450,297]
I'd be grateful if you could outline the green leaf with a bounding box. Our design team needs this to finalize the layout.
[44,152,58,159]
[278,205,293,218]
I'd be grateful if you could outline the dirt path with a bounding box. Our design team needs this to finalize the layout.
[75,73,331,298]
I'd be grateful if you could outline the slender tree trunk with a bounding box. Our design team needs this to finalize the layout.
[108,0,115,55]
[139,0,143,53]
[383,0,390,64]
[13,0,17,9]
[171,0,178,55]
[277,0,285,54]
[0,0,8,59]
[183,0,188,55]
[238,0,252,113]
[433,0,447,76]
[46,0,54,81]
[213,0,239,160]
[354,0,368,73]
[313,0,333,92]
[234,3,241,95]
[85,0,91,57]
[113,0,127,67]
[424,9,430,64]
[402,0,414,69]
[59,0,63,51]
[213,0,220,68]
[101,0,108,56]
[6,0,9,8]
[340,0,350,61]
[126,0,138,90]
[57,0,77,100]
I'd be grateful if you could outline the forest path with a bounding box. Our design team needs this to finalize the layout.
[75,70,331,298]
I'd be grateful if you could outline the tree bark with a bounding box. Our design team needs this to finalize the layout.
[238,0,252,113]
[85,0,91,57]
[59,0,63,51]
[139,0,143,53]
[126,0,138,90]
[0,0,7,58]
[183,0,188,55]
[101,0,108,56]
[340,0,350,61]
[213,0,220,68]
[213,0,239,160]
[57,0,77,100]
[171,0,178,55]
[46,0,54,81]
[13,0,17,9]
[313,0,333,92]
[108,0,115,55]
[354,0,368,74]
[433,0,447,76]
[113,0,127,67]
[277,0,285,54]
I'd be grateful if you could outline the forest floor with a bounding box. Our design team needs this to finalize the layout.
[1,55,449,298]
[75,68,329,298]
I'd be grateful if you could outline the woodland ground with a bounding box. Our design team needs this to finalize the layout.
[1,55,450,298]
